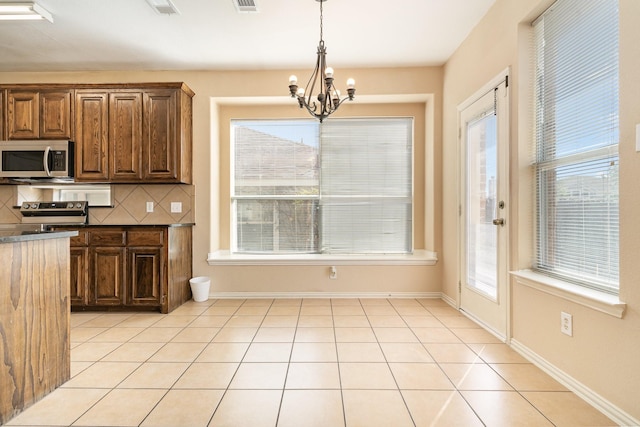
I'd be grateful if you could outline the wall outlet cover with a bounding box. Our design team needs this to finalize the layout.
[171,202,182,213]
[146,201,154,213]
[561,311,573,337]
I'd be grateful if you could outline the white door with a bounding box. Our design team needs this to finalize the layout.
[458,75,509,340]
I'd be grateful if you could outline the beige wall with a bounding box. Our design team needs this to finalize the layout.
[0,66,445,295]
[442,0,640,421]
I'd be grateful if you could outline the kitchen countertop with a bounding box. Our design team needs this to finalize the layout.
[0,226,78,244]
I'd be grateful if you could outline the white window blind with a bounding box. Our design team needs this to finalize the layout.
[231,118,413,255]
[533,0,619,293]
[232,120,320,253]
[320,118,413,253]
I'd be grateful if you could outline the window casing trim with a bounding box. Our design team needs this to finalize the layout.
[207,249,437,266]
[511,269,626,318]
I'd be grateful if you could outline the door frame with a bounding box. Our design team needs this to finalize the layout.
[456,68,511,343]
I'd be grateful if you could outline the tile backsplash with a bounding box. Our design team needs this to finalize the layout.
[0,186,21,223]
[0,184,195,225]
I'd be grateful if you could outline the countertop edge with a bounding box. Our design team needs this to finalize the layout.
[0,230,79,244]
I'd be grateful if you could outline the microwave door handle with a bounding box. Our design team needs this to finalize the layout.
[43,146,52,177]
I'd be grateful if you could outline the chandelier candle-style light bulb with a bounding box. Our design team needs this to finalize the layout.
[288,0,356,122]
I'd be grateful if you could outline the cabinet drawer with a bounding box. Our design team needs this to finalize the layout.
[127,230,164,246]
[89,230,126,246]
[70,230,89,246]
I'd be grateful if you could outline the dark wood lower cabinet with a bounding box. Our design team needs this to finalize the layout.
[127,246,162,307]
[61,225,192,313]
[91,246,126,306]
[69,246,89,306]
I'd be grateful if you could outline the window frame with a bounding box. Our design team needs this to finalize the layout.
[230,117,414,256]
[532,0,620,294]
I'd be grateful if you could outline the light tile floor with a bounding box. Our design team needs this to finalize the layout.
[5,298,616,427]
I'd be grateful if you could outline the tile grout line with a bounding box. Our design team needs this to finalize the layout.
[332,299,348,427]
[273,299,303,427]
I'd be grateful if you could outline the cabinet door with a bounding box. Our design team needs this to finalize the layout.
[143,90,178,181]
[40,90,73,139]
[75,91,109,180]
[110,92,143,181]
[89,246,125,305]
[0,90,4,140]
[70,247,89,306]
[7,91,39,139]
[127,247,162,307]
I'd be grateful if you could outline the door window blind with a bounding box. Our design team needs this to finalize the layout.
[533,0,619,293]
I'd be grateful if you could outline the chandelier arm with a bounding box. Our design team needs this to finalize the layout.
[303,45,324,114]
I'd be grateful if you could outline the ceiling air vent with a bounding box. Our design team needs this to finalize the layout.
[233,0,258,13]
[146,0,180,15]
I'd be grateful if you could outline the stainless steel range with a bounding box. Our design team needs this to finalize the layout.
[20,201,88,226]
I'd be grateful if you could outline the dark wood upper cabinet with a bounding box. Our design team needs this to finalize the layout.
[110,92,143,181]
[1,83,192,183]
[7,91,39,139]
[74,83,192,183]
[142,87,192,183]
[6,89,73,140]
[143,90,177,181]
[40,90,73,139]
[0,90,4,140]
[75,91,109,180]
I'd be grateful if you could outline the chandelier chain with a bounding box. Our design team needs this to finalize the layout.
[319,0,323,43]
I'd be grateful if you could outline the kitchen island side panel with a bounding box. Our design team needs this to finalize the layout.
[0,237,71,424]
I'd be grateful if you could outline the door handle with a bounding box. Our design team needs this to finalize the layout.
[492,218,505,226]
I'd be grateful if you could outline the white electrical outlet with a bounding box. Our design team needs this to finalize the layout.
[561,311,573,336]
[170,202,182,213]
[329,266,337,279]
[146,201,154,213]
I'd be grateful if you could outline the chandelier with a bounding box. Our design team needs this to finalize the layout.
[288,0,355,123]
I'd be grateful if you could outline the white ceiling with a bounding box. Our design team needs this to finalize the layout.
[0,0,496,72]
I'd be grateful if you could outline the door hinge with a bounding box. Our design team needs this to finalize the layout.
[458,281,461,292]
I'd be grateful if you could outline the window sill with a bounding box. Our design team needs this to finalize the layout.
[207,250,438,266]
[510,269,626,318]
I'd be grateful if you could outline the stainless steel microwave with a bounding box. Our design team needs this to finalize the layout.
[0,140,74,179]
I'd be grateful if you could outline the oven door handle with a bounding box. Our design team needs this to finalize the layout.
[43,146,52,177]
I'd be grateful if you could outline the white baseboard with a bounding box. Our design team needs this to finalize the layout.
[459,309,507,343]
[209,291,443,300]
[511,339,639,427]
[441,292,457,309]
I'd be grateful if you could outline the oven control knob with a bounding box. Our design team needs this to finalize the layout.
[22,203,29,209]
[67,202,74,209]
[76,202,83,209]
[30,203,38,209]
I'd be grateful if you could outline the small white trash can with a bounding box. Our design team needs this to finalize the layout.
[189,276,210,302]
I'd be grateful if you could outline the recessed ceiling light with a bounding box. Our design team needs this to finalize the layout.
[0,2,53,22]
[146,0,180,15]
